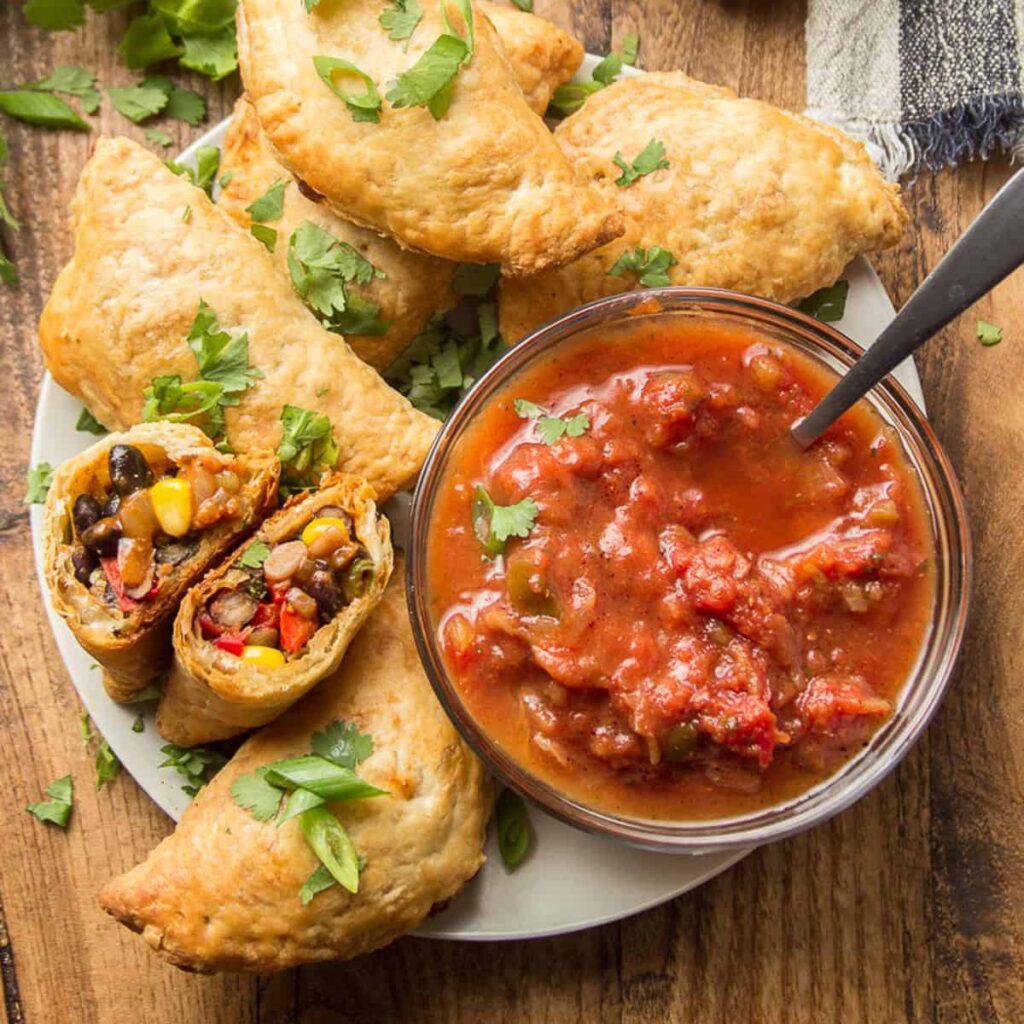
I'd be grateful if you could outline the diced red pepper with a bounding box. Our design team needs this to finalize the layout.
[280,606,317,654]
[100,556,139,613]
[251,601,280,629]
[214,635,246,657]
[199,612,224,638]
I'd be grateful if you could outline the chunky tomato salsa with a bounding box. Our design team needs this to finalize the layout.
[427,318,935,820]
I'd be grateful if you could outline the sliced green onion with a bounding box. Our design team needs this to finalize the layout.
[277,785,325,826]
[495,788,531,869]
[472,484,503,557]
[299,806,360,893]
[262,755,388,802]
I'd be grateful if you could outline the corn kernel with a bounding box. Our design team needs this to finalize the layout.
[240,645,286,668]
[301,516,351,548]
[149,478,193,537]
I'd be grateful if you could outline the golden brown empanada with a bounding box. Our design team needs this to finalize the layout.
[236,0,622,275]
[158,473,393,746]
[38,138,438,499]
[500,73,909,342]
[218,97,455,372]
[100,558,491,973]
[43,423,279,701]
[479,1,583,115]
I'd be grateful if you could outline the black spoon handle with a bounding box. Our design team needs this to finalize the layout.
[792,167,1024,448]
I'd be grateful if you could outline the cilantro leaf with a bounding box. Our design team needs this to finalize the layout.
[621,32,640,66]
[386,33,469,120]
[218,169,233,189]
[613,138,668,187]
[95,739,119,788]
[79,711,93,744]
[118,12,184,68]
[0,91,89,130]
[28,65,100,114]
[125,682,163,702]
[453,262,500,296]
[178,25,237,80]
[299,863,337,905]
[607,245,677,287]
[798,280,849,323]
[141,74,206,125]
[163,157,196,184]
[313,57,382,124]
[547,35,640,118]
[193,143,220,195]
[332,293,389,336]
[250,224,276,252]
[245,180,285,222]
[187,299,264,396]
[277,405,340,492]
[380,0,423,43]
[159,743,227,796]
[230,771,283,821]
[311,720,374,769]
[22,0,85,32]
[976,319,1003,347]
[26,775,73,828]
[144,126,173,148]
[143,375,224,428]
[75,406,107,434]
[472,485,538,556]
[511,0,532,9]
[513,398,589,444]
[106,84,168,123]
[152,0,236,35]
[238,539,270,570]
[24,462,54,504]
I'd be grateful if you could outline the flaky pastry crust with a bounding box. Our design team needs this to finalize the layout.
[500,73,909,342]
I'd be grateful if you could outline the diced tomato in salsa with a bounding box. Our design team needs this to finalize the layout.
[428,320,934,821]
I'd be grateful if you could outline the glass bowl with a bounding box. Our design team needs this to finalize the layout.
[406,287,971,854]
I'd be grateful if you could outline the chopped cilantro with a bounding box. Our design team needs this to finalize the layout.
[141,74,206,125]
[0,90,89,130]
[250,223,277,252]
[511,0,532,9]
[621,32,640,66]
[313,57,382,124]
[163,157,196,184]
[22,0,85,32]
[277,405,340,494]
[452,261,500,296]
[131,715,145,733]
[105,84,168,123]
[238,539,271,570]
[178,24,237,81]
[26,775,73,828]
[79,711,93,745]
[976,319,1003,346]
[311,720,374,769]
[154,0,237,36]
[547,34,640,118]
[193,143,220,195]
[230,770,282,821]
[118,12,184,68]
[95,739,120,788]
[24,462,54,504]
[245,180,285,223]
[27,65,100,114]
[613,138,668,187]
[299,864,337,905]
[75,406,107,434]
[472,485,538,556]
[159,742,227,796]
[380,0,423,44]
[386,33,469,120]
[144,126,173,148]
[607,245,677,287]
[798,280,849,323]
[125,682,163,702]
[218,169,233,189]
[514,397,589,444]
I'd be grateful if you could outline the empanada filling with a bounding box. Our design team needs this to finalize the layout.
[70,443,251,615]
[198,507,375,665]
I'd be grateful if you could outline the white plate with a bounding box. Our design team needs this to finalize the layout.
[29,54,924,942]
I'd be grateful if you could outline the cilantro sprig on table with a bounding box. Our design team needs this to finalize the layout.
[607,245,677,287]
[142,299,264,449]
[514,398,589,445]
[547,33,640,118]
[230,719,385,902]
[613,138,669,187]
[26,775,73,828]
[287,220,389,336]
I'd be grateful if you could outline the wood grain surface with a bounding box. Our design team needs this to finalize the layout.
[1,1,1022,1021]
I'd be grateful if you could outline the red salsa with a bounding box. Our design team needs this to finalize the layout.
[427,318,934,820]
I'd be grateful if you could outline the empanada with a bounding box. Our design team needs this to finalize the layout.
[479,1,583,115]
[100,558,491,973]
[236,0,622,274]
[500,73,909,342]
[38,138,438,499]
[158,472,393,746]
[218,97,455,372]
[43,423,278,701]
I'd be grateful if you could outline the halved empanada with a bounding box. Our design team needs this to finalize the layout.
[236,0,622,275]
[100,558,491,973]
[500,73,909,342]
[38,138,438,499]
[43,423,278,701]
[158,472,393,745]
[218,97,455,372]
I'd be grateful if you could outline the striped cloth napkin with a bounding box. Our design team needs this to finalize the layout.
[806,0,1024,178]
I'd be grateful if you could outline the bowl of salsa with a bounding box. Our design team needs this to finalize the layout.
[406,288,970,852]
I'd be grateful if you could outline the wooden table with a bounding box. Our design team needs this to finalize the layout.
[2,1,1022,1021]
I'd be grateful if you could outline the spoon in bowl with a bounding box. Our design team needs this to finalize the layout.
[792,167,1024,448]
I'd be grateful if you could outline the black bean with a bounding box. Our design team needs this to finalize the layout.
[307,569,344,620]
[72,494,103,536]
[103,493,121,517]
[81,517,121,557]
[108,444,153,496]
[72,544,96,584]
